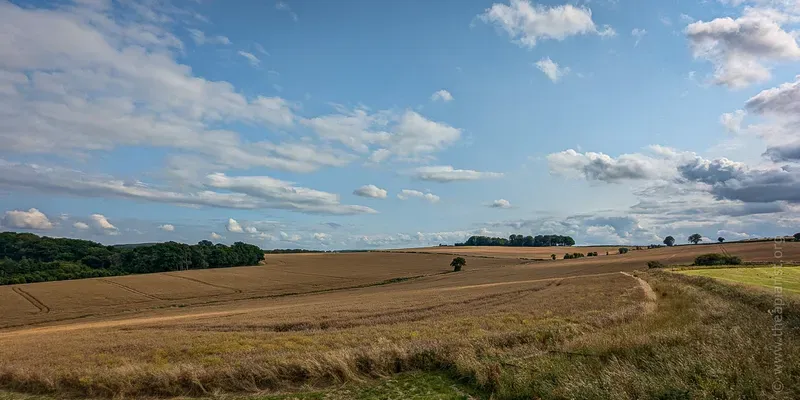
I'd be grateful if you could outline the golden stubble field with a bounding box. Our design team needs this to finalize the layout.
[0,241,798,398]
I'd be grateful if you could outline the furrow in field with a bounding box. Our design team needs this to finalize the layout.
[162,273,243,294]
[11,287,50,313]
[99,279,163,300]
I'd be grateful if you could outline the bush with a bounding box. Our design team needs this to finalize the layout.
[619,247,629,254]
[647,260,666,269]
[694,253,742,266]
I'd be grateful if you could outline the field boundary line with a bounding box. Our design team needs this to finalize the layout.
[12,287,50,313]
[99,279,163,300]
[163,273,243,294]
[431,271,621,292]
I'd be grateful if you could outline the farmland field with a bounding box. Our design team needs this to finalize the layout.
[676,265,800,293]
[1,242,799,399]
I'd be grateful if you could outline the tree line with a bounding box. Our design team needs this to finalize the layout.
[0,232,264,285]
[456,234,575,247]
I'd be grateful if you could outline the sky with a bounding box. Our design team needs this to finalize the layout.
[1,0,800,249]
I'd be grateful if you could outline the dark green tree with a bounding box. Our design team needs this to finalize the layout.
[688,234,703,244]
[718,237,725,243]
[663,236,676,247]
[450,257,466,272]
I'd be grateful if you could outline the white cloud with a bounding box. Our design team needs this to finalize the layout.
[720,109,746,133]
[412,165,504,182]
[368,148,392,164]
[89,214,118,235]
[210,232,223,240]
[280,231,302,242]
[226,218,244,233]
[276,1,299,21]
[631,28,647,46]
[547,148,687,182]
[397,189,440,203]
[535,57,570,82]
[73,221,89,230]
[490,199,512,209]
[238,51,261,66]
[159,224,175,232]
[480,0,615,47]
[0,160,375,216]
[206,173,377,215]
[187,29,231,45]
[431,89,454,102]
[0,1,327,176]
[353,184,388,199]
[303,108,461,161]
[2,208,54,230]
[313,232,330,242]
[686,9,800,88]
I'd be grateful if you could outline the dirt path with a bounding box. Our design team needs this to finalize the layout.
[11,287,50,313]
[620,272,657,313]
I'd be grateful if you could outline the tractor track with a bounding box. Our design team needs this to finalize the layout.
[163,273,243,294]
[12,287,50,313]
[99,279,163,301]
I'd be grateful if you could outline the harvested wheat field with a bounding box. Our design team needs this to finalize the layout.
[1,243,799,399]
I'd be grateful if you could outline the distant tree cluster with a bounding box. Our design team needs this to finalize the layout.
[694,253,742,266]
[0,232,264,285]
[587,252,599,257]
[564,253,585,259]
[456,234,575,247]
[619,247,629,254]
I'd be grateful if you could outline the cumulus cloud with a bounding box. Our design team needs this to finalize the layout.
[353,184,388,199]
[280,231,302,242]
[226,218,244,233]
[397,189,440,203]
[720,110,746,133]
[303,108,461,161]
[678,155,800,203]
[686,9,800,88]
[743,76,800,161]
[89,214,118,235]
[412,166,504,182]
[210,232,223,240]
[480,0,615,48]
[2,208,54,230]
[159,224,175,232]
[0,0,369,178]
[431,90,454,102]
[535,57,570,82]
[490,199,512,209]
[547,149,679,182]
[73,221,89,230]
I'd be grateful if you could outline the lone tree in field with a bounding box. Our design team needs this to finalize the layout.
[688,233,703,244]
[450,257,466,272]
[663,236,676,247]
[794,232,800,242]
[718,237,725,243]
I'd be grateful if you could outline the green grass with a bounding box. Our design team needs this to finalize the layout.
[676,265,800,293]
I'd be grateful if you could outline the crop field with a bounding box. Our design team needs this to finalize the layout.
[1,241,799,399]
[676,265,800,293]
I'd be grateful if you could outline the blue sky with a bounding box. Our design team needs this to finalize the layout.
[2,0,800,248]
